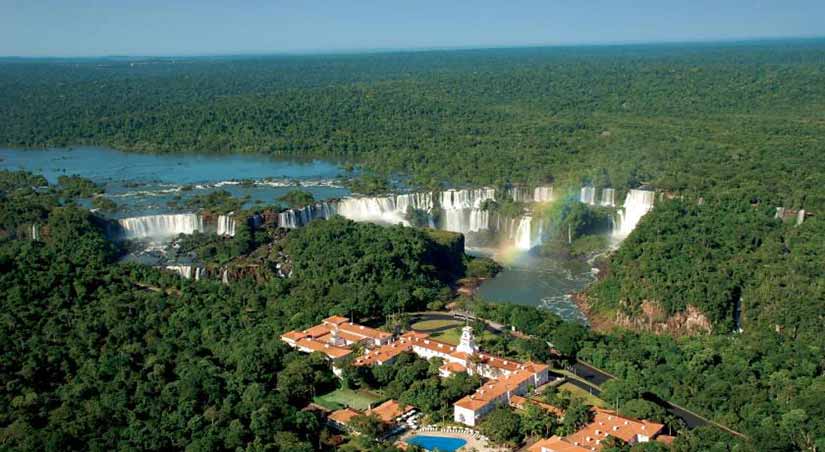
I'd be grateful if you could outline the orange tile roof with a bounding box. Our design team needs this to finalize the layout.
[324,315,349,326]
[529,436,591,452]
[477,353,522,372]
[454,367,538,411]
[368,399,414,423]
[404,330,431,339]
[295,338,352,359]
[280,330,306,342]
[355,339,414,366]
[337,322,392,341]
[564,409,664,448]
[354,330,451,367]
[336,330,366,343]
[304,323,333,338]
[329,407,361,426]
[441,362,467,374]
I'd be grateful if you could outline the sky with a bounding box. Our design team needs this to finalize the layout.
[1,0,824,57]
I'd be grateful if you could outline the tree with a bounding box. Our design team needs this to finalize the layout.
[479,406,523,444]
[349,414,385,440]
[601,435,631,452]
[550,322,589,358]
[520,404,558,438]
[561,399,593,435]
[620,399,666,423]
[278,190,315,208]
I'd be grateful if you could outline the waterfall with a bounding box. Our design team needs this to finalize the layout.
[439,188,496,210]
[30,224,40,241]
[278,203,336,228]
[395,192,434,212]
[533,186,554,203]
[580,187,596,205]
[509,186,533,203]
[117,214,205,240]
[600,188,616,207]
[613,189,656,239]
[514,216,534,250]
[166,265,193,279]
[468,209,490,232]
[438,188,496,234]
[222,269,229,285]
[217,214,236,237]
[166,265,205,280]
[273,187,551,249]
[337,194,422,225]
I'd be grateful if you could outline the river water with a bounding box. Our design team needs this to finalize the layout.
[0,147,349,217]
[1,146,590,322]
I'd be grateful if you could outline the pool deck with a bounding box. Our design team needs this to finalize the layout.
[399,430,509,452]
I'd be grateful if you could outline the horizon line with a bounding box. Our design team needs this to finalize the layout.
[2,34,824,60]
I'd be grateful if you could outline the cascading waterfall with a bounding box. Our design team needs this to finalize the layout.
[30,224,40,241]
[580,187,597,205]
[117,214,205,239]
[509,186,534,203]
[278,203,336,228]
[222,269,229,285]
[505,185,553,203]
[217,214,236,236]
[439,188,496,234]
[165,265,205,280]
[337,192,433,225]
[439,188,496,210]
[272,187,550,250]
[613,189,656,239]
[395,192,434,213]
[600,188,616,207]
[468,209,490,232]
[514,216,534,250]
[533,186,554,203]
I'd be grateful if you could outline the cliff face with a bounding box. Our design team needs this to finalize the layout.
[575,293,712,336]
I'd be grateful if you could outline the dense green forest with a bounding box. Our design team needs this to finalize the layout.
[2,41,825,209]
[1,170,824,450]
[2,41,825,450]
[0,173,464,450]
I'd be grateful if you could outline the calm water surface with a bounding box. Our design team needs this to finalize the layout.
[0,147,350,217]
[472,248,593,324]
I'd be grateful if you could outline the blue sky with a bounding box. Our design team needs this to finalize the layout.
[1,0,823,57]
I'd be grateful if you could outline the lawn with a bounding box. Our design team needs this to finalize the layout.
[558,382,606,408]
[410,319,463,331]
[314,388,384,411]
[430,326,497,346]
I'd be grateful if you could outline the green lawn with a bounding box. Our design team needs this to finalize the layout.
[314,388,384,411]
[430,326,497,346]
[558,382,606,408]
[411,319,463,331]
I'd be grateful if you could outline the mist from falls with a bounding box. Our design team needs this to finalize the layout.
[117,214,205,240]
[114,185,656,253]
[216,215,236,237]
[274,187,544,250]
[613,189,656,239]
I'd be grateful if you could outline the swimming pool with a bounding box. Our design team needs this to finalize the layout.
[406,435,467,451]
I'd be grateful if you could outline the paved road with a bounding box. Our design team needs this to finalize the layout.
[406,311,743,437]
[569,361,744,435]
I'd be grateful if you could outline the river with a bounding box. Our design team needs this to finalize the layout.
[2,146,592,322]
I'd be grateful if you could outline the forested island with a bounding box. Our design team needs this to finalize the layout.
[1,40,824,451]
